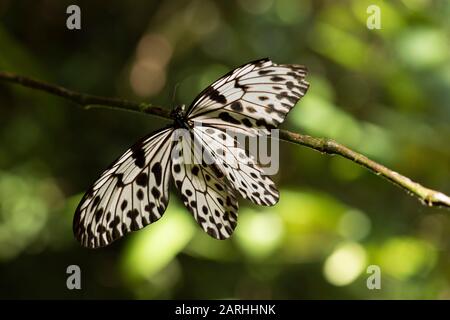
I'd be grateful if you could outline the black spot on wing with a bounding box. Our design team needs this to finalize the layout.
[276,91,298,104]
[136,189,144,200]
[230,102,243,112]
[206,227,217,238]
[114,173,125,188]
[191,166,199,176]
[121,200,128,211]
[270,76,285,82]
[207,87,227,104]
[109,216,120,231]
[246,106,256,113]
[92,195,100,208]
[242,118,253,128]
[218,112,240,125]
[256,118,276,130]
[258,69,273,75]
[151,186,161,199]
[96,225,106,234]
[131,145,146,168]
[151,162,162,186]
[136,172,148,187]
[94,208,103,223]
[234,80,249,90]
[127,209,140,231]
[210,163,224,178]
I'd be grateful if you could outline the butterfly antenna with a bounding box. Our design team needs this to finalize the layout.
[171,82,181,107]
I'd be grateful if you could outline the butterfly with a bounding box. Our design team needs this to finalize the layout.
[73,58,309,248]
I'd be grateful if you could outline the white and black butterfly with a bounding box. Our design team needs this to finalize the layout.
[73,58,309,248]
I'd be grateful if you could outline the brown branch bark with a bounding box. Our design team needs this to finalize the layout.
[1,71,449,208]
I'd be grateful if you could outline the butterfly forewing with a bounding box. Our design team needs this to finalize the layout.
[74,127,174,248]
[187,58,309,136]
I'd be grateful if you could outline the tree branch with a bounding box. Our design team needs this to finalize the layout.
[1,71,449,209]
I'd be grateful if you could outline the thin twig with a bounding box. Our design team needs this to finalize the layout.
[1,71,449,208]
[0,71,171,119]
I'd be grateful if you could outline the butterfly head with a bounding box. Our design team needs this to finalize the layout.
[171,104,188,128]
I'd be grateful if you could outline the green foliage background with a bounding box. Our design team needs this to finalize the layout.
[0,0,449,299]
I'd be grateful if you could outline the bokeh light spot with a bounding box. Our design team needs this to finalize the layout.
[235,209,284,260]
[121,203,195,281]
[377,237,437,280]
[129,60,166,97]
[395,28,448,69]
[136,33,173,67]
[323,242,367,286]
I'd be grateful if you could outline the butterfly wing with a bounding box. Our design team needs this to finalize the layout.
[74,58,309,247]
[171,129,239,240]
[186,58,309,136]
[193,126,279,207]
[73,127,174,248]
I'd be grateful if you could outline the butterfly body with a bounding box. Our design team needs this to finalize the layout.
[170,104,191,129]
[74,58,309,248]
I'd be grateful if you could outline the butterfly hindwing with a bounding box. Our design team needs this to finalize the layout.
[73,127,174,248]
[171,129,239,239]
[193,126,279,206]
